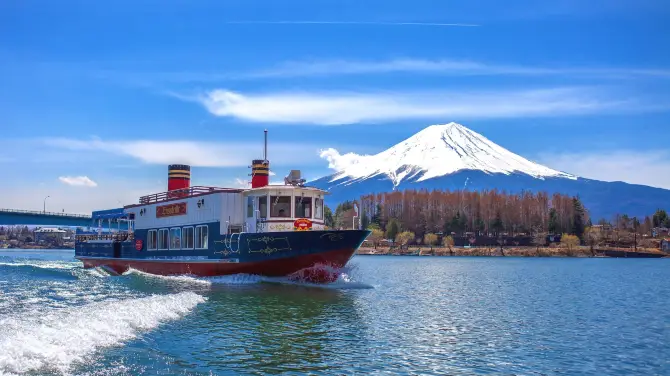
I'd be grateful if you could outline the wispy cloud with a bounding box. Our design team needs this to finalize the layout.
[245,58,670,79]
[536,150,670,190]
[197,87,645,125]
[58,176,98,187]
[224,21,479,27]
[42,137,324,167]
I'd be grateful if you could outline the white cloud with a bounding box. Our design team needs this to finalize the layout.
[319,148,367,171]
[246,58,670,79]
[42,137,323,167]
[199,87,639,125]
[537,150,670,189]
[234,178,249,188]
[58,176,98,187]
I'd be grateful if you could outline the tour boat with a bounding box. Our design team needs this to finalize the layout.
[74,131,370,283]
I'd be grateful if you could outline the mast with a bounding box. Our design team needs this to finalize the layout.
[264,129,268,162]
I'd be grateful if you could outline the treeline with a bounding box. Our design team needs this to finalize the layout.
[355,189,587,240]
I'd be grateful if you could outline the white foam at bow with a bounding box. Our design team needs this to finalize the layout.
[0,292,206,376]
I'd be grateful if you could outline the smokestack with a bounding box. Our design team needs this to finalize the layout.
[251,130,270,188]
[168,164,191,194]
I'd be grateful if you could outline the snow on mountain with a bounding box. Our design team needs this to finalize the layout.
[320,122,576,187]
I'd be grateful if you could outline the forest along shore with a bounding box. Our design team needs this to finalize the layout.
[356,245,667,257]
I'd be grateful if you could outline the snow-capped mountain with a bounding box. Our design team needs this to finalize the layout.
[325,122,575,187]
[311,122,670,220]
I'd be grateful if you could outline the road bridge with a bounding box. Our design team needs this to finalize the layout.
[0,208,103,228]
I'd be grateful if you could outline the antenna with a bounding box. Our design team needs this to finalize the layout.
[263,129,268,162]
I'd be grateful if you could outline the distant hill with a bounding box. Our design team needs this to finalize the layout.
[310,122,670,220]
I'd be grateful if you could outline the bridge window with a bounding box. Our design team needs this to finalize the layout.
[170,228,181,250]
[259,196,268,218]
[148,230,157,250]
[270,196,291,218]
[247,196,255,218]
[314,198,324,220]
[295,196,312,218]
[158,228,169,250]
[182,226,194,249]
[195,225,208,249]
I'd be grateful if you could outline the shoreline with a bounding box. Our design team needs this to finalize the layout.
[356,246,668,258]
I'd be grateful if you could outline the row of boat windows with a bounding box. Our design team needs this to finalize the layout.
[146,226,208,251]
[247,196,324,219]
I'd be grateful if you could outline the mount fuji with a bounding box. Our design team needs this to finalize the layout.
[310,122,670,220]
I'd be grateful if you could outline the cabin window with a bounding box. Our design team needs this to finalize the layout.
[246,196,254,218]
[148,230,157,250]
[270,196,291,218]
[158,228,169,250]
[170,228,181,250]
[195,225,208,249]
[295,196,312,218]
[314,198,324,220]
[182,226,194,249]
[258,196,268,218]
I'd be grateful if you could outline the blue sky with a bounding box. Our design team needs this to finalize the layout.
[1,0,669,213]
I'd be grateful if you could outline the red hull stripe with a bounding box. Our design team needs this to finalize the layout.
[78,248,357,277]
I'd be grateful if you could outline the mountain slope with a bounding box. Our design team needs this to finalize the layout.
[311,122,670,220]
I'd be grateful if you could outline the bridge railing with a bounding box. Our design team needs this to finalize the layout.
[0,208,92,218]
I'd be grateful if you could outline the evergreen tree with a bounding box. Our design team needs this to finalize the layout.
[385,218,401,241]
[572,197,585,239]
[492,211,503,234]
[459,212,468,233]
[324,206,334,228]
[652,209,668,227]
[548,208,559,234]
[371,204,382,227]
[361,212,370,230]
[450,212,462,235]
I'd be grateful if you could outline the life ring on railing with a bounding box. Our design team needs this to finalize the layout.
[293,218,312,231]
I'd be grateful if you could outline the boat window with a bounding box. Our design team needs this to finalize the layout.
[148,229,157,250]
[182,226,194,249]
[295,196,312,218]
[195,225,208,249]
[246,196,254,217]
[258,196,268,218]
[170,228,181,250]
[270,196,291,218]
[158,228,169,250]
[314,198,324,220]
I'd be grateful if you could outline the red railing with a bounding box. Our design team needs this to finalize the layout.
[138,186,242,204]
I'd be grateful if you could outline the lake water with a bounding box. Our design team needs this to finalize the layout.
[1,250,669,376]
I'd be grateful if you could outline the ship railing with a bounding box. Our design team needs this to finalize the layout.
[138,186,242,204]
[76,232,134,242]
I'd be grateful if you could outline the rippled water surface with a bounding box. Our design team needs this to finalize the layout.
[1,250,669,375]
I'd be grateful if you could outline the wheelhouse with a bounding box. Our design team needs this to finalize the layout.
[243,185,328,233]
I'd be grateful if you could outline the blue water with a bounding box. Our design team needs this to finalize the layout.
[1,250,669,376]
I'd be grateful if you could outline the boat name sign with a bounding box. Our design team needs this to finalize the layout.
[156,202,187,218]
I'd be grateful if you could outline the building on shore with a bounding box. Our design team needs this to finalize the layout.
[661,239,670,253]
[34,227,67,243]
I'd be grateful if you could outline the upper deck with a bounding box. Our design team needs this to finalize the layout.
[131,186,244,207]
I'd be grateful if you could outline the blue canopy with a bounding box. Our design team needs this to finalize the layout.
[92,208,128,220]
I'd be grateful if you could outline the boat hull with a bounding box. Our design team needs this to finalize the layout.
[75,229,370,283]
[77,247,356,277]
